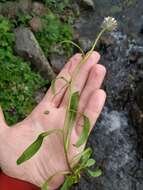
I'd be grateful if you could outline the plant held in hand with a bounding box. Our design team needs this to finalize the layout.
[17,17,118,190]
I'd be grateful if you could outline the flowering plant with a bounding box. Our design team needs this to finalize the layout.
[17,17,117,190]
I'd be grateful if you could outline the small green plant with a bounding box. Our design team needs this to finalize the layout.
[0,16,46,125]
[17,17,117,189]
[42,0,70,12]
[35,12,73,57]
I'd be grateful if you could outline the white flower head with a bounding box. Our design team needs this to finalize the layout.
[101,17,118,31]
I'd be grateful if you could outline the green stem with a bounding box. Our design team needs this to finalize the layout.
[42,170,70,190]
[62,28,106,173]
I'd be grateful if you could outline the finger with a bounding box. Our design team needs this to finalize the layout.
[60,51,100,107]
[43,53,82,107]
[0,106,8,131]
[76,89,106,135]
[78,64,106,114]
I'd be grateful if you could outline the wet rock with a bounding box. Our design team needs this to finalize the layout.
[49,53,67,74]
[139,24,143,35]
[130,103,143,157]
[136,83,143,111]
[137,57,143,69]
[79,0,95,9]
[29,17,43,32]
[32,2,48,16]
[14,27,56,80]
[72,108,142,190]
[73,1,143,189]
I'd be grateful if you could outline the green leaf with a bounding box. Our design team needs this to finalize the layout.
[87,169,102,178]
[80,147,92,166]
[51,76,69,95]
[65,91,80,149]
[60,176,76,190]
[85,159,96,168]
[17,131,55,165]
[71,147,92,168]
[69,91,79,123]
[75,115,90,147]
[42,181,49,190]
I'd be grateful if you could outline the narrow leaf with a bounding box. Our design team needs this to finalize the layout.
[60,176,76,190]
[75,115,90,147]
[69,91,79,123]
[51,76,69,95]
[71,147,92,168]
[17,131,56,165]
[85,159,96,168]
[80,147,92,165]
[65,91,80,149]
[87,169,102,178]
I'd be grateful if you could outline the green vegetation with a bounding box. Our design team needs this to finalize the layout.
[0,0,74,125]
[0,16,46,125]
[35,12,73,57]
[42,0,70,12]
[17,17,118,189]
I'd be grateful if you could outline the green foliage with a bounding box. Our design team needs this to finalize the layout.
[17,130,61,165]
[60,147,101,190]
[42,0,70,12]
[12,13,32,27]
[0,16,46,125]
[75,115,90,148]
[35,12,73,57]
[69,92,79,124]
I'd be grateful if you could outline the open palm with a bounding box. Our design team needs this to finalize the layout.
[0,52,106,190]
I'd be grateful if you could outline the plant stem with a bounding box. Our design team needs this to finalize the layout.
[62,28,107,173]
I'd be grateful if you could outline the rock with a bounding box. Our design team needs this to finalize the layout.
[100,35,116,47]
[32,2,48,16]
[0,0,32,18]
[78,37,92,52]
[139,24,143,35]
[34,88,47,103]
[72,108,140,190]
[18,0,32,13]
[71,3,80,17]
[80,0,95,9]
[14,27,56,80]
[29,17,43,32]
[0,1,18,18]
[137,57,143,69]
[50,53,67,74]
[136,83,143,112]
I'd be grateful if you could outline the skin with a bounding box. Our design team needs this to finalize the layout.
[0,52,106,190]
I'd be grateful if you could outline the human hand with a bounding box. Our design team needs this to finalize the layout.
[0,52,106,190]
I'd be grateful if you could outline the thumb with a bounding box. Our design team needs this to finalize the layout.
[0,106,8,130]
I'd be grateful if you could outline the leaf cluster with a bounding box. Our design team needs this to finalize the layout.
[35,12,73,57]
[0,16,46,125]
[41,0,70,13]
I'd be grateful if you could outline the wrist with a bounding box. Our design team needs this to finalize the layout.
[0,172,39,190]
